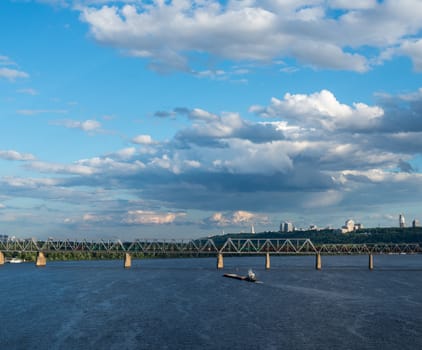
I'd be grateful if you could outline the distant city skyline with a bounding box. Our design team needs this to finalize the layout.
[1,1,422,239]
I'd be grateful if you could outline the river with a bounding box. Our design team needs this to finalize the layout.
[1,255,421,349]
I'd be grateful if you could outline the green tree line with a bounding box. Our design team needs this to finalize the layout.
[211,227,422,245]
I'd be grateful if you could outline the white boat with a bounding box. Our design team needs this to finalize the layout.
[247,269,256,282]
[8,257,24,264]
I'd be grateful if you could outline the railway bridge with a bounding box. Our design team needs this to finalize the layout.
[0,237,421,270]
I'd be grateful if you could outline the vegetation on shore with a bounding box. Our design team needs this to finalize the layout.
[3,251,150,262]
[210,227,422,245]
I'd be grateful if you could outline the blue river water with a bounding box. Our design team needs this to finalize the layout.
[1,255,421,349]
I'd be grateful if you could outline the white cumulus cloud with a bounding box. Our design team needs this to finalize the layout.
[0,150,36,161]
[250,89,384,131]
[76,0,422,72]
[0,67,28,81]
[132,134,155,144]
[123,210,185,225]
[207,210,267,227]
[53,119,102,131]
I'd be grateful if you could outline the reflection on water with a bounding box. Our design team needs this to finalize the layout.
[1,255,421,349]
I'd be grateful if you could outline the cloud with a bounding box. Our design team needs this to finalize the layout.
[328,0,377,10]
[194,67,250,82]
[121,88,422,219]
[2,176,57,187]
[77,1,422,72]
[371,89,422,136]
[5,83,422,235]
[187,108,219,122]
[77,156,146,174]
[18,109,68,116]
[170,107,219,121]
[24,88,419,206]
[60,213,99,226]
[398,39,422,71]
[205,210,269,228]
[0,55,15,66]
[280,66,299,73]
[173,110,285,148]
[210,139,293,175]
[17,88,38,95]
[28,154,147,176]
[0,55,30,83]
[250,89,384,131]
[0,67,29,81]
[232,210,256,224]
[28,161,96,175]
[340,169,422,186]
[290,41,368,72]
[122,210,186,225]
[397,159,415,173]
[35,0,69,6]
[82,213,111,222]
[112,147,136,160]
[52,119,102,131]
[0,150,36,161]
[132,134,155,145]
[154,110,176,118]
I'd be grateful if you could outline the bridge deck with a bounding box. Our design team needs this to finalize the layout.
[0,238,421,255]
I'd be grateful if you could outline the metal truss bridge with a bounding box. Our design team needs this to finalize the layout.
[1,237,421,255]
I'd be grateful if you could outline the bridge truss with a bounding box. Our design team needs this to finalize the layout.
[0,238,421,255]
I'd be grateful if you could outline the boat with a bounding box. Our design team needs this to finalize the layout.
[223,269,258,283]
[8,257,24,264]
[247,269,256,282]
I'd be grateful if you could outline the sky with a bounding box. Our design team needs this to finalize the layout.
[1,0,422,240]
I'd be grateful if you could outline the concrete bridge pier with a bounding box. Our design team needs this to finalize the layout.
[0,251,4,265]
[315,253,322,270]
[265,253,270,270]
[217,253,224,269]
[35,252,47,267]
[124,253,132,269]
[369,254,374,270]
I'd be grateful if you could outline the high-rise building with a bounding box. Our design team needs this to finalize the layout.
[399,214,405,228]
[280,221,294,232]
[412,219,420,228]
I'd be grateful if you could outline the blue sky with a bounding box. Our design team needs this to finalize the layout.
[1,0,422,239]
